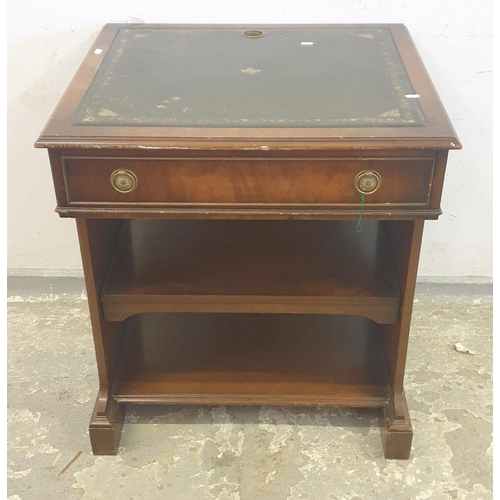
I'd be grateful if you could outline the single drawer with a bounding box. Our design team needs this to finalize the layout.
[62,157,434,208]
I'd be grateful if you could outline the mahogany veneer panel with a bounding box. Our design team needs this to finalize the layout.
[62,157,433,207]
[114,313,390,406]
[101,220,401,323]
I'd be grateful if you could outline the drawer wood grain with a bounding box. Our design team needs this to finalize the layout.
[62,157,434,208]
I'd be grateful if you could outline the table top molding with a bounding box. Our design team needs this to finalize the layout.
[35,23,461,151]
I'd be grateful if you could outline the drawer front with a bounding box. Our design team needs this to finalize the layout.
[62,157,434,207]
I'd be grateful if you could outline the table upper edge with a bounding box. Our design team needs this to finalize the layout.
[35,23,462,151]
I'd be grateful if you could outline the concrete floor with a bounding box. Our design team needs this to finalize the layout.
[7,278,492,500]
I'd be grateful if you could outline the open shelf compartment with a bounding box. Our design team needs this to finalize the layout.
[112,313,390,407]
[101,220,401,324]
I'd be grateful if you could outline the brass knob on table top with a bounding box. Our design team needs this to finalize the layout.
[354,170,382,195]
[110,169,138,193]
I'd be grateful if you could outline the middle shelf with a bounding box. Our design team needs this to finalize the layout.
[101,219,401,323]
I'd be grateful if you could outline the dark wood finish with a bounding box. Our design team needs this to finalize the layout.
[429,150,450,211]
[76,219,127,454]
[37,24,460,459]
[383,221,424,397]
[88,396,125,455]
[380,391,413,460]
[57,204,443,221]
[378,220,425,459]
[47,148,444,220]
[114,314,390,406]
[101,220,400,323]
[62,156,434,206]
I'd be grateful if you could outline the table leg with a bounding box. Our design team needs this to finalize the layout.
[76,218,127,455]
[379,220,424,459]
[89,397,126,455]
[380,392,413,459]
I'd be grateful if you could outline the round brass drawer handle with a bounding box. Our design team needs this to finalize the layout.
[354,170,382,195]
[110,169,138,193]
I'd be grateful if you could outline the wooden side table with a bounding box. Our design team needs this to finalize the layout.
[36,24,461,459]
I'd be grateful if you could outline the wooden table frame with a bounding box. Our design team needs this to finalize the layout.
[37,24,461,459]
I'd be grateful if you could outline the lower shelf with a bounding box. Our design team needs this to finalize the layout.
[113,313,390,407]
